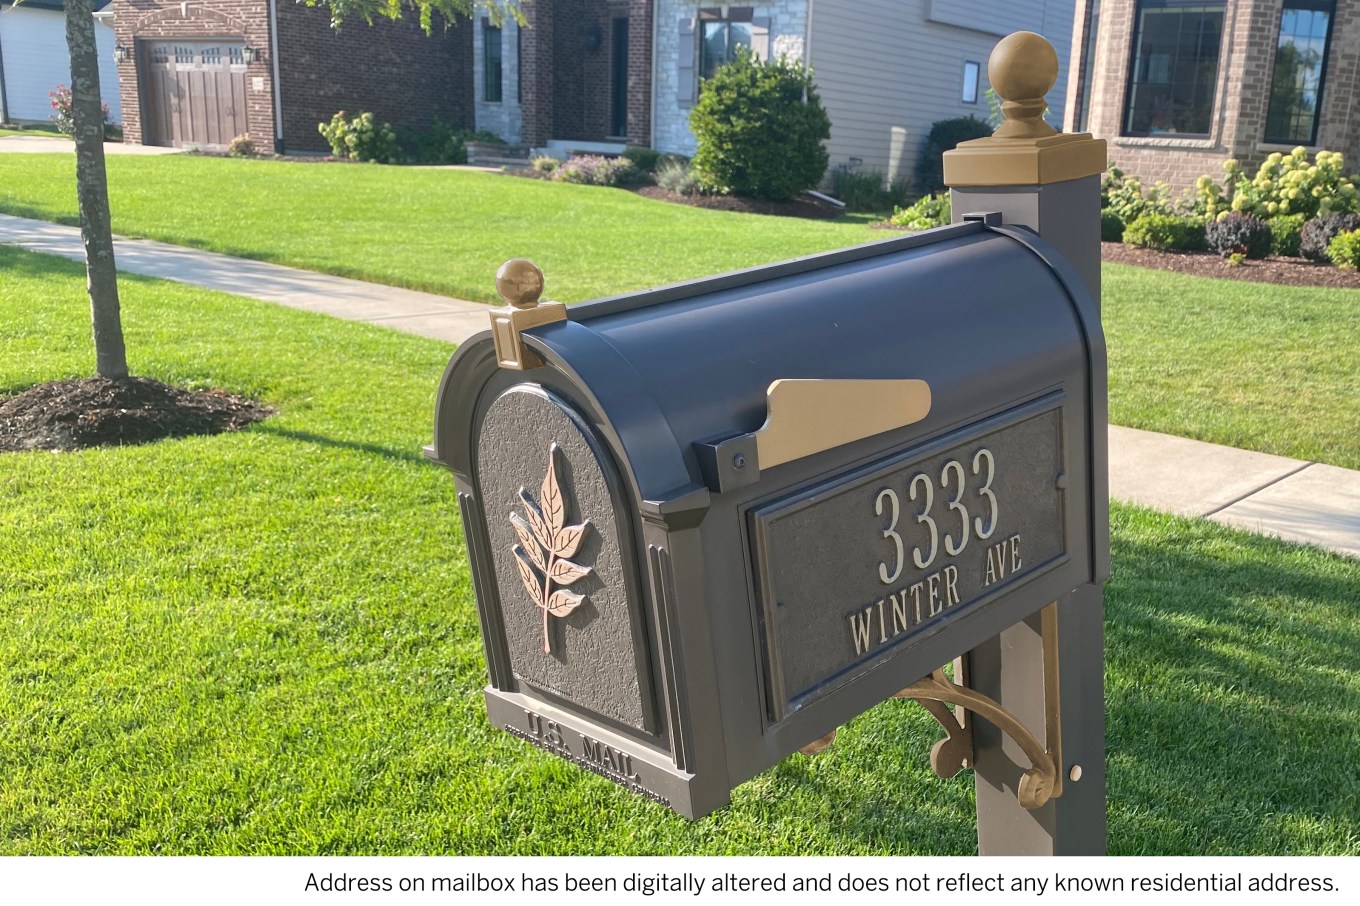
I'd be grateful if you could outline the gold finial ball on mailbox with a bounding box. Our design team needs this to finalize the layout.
[496,258,545,309]
[988,32,1060,139]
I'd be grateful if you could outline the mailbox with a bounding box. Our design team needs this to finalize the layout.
[428,214,1108,819]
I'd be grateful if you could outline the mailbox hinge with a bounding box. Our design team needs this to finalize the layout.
[899,602,1064,809]
[800,603,1065,811]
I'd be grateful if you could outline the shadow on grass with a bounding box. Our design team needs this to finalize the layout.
[1104,519,1360,854]
[255,424,429,466]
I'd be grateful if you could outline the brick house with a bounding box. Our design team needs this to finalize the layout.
[112,0,472,152]
[1065,0,1360,192]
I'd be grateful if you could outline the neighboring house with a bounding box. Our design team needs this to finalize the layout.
[483,1,1075,186]
[110,0,473,151]
[0,0,122,125]
[1065,0,1360,192]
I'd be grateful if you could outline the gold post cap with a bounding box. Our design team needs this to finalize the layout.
[943,31,1106,187]
[496,258,546,309]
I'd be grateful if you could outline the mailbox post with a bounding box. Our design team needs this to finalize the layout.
[944,31,1108,856]
[429,31,1109,856]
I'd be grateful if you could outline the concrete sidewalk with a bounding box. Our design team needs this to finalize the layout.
[1,213,1357,559]
[0,135,183,155]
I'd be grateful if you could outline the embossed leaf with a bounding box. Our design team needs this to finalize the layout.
[548,558,592,586]
[510,513,545,567]
[540,446,566,534]
[551,522,589,558]
[513,546,545,606]
[546,589,585,618]
[518,488,553,550]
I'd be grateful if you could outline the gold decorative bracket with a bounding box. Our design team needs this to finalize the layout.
[694,379,931,493]
[491,258,567,371]
[800,604,1064,811]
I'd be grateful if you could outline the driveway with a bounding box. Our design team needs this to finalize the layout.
[0,135,182,155]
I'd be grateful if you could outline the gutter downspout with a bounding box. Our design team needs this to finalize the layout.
[649,0,659,150]
[267,0,284,153]
[0,5,10,124]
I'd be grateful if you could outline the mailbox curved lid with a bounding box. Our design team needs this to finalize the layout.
[436,221,1103,508]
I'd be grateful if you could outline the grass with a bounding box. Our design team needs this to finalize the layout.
[0,154,877,303]
[1104,263,1360,469]
[0,152,1355,467]
[0,124,66,139]
[1,245,1358,855]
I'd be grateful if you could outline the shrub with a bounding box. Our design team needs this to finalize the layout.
[655,157,697,195]
[49,83,111,137]
[1204,212,1272,259]
[402,119,470,165]
[1101,210,1125,242]
[689,49,830,200]
[531,155,559,174]
[914,116,991,195]
[830,168,910,213]
[1223,148,1359,219]
[318,111,401,164]
[888,193,951,231]
[227,133,255,158]
[1101,165,1173,230]
[621,146,662,173]
[1123,213,1205,252]
[552,155,637,187]
[1299,212,1360,261]
[1267,214,1305,257]
[1325,229,1360,270]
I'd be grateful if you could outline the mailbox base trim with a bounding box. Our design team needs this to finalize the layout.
[485,689,728,820]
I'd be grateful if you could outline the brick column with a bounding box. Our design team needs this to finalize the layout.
[519,0,555,147]
[627,0,653,147]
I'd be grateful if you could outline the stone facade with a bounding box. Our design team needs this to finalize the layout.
[1068,0,1360,193]
[113,0,473,153]
[653,0,808,156]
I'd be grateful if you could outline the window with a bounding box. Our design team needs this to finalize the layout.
[699,7,753,81]
[1123,1,1224,136]
[484,21,503,103]
[1265,0,1334,145]
[962,61,980,104]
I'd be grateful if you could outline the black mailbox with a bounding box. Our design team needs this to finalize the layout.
[428,218,1108,820]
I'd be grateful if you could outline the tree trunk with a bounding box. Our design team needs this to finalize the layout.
[65,0,128,378]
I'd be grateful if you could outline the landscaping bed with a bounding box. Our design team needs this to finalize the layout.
[1102,241,1360,289]
[633,185,843,219]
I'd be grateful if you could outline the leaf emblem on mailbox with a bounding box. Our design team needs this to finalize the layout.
[511,443,593,653]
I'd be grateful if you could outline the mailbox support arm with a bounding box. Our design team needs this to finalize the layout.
[898,602,1064,810]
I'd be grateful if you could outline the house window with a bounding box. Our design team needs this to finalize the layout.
[699,7,754,80]
[1265,0,1334,146]
[1123,1,1224,136]
[484,21,503,103]
[962,61,980,104]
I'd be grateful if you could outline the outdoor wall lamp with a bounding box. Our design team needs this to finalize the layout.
[114,45,130,64]
[243,46,261,64]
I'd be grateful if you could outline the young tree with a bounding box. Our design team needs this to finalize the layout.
[64,0,126,377]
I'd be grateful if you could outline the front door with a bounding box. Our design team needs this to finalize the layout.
[143,41,249,149]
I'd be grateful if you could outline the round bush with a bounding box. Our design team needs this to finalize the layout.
[1123,213,1205,252]
[1300,212,1360,261]
[1326,230,1360,270]
[1101,210,1125,242]
[1267,214,1305,258]
[914,116,992,195]
[1205,212,1273,259]
[689,49,830,201]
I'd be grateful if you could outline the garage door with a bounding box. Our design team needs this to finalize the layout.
[143,42,249,149]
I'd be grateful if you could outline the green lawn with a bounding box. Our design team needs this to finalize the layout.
[0,154,876,303]
[2,246,1357,855]
[0,125,66,139]
[1,153,1356,469]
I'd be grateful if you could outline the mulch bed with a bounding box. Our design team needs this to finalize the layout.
[0,376,273,453]
[1102,241,1360,290]
[634,186,844,219]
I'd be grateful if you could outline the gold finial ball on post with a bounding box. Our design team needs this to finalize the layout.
[496,258,546,309]
[988,31,1060,140]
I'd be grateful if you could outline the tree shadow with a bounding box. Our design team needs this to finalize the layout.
[253,424,430,466]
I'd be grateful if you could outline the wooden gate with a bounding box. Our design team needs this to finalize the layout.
[143,42,249,149]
